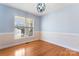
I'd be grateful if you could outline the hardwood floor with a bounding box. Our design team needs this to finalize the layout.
[0,40,79,56]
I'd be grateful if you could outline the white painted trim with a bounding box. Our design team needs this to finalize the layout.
[41,32,79,40]
[43,39,79,52]
[41,31,79,36]
[41,32,79,52]
[0,31,40,49]
[0,38,38,49]
[0,32,14,35]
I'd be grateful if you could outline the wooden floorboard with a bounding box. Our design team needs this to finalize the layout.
[0,40,79,56]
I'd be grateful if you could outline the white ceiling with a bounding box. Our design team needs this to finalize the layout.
[3,3,65,16]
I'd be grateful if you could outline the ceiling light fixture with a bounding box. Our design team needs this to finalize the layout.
[36,3,46,13]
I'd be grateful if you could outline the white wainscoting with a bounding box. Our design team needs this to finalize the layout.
[0,31,40,49]
[41,32,79,52]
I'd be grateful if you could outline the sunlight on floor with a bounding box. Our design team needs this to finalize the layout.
[15,48,25,56]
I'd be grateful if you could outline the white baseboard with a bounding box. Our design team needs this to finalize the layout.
[0,38,38,49]
[41,32,79,52]
[0,31,40,49]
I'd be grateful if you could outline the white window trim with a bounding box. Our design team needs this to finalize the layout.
[14,16,34,40]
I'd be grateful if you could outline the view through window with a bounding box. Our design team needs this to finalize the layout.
[14,16,33,39]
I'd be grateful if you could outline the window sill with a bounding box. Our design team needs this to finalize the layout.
[14,35,34,40]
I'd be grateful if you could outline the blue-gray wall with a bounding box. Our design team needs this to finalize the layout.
[0,5,14,33]
[41,4,79,33]
[0,5,41,33]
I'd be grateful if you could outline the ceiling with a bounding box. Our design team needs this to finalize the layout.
[3,3,65,16]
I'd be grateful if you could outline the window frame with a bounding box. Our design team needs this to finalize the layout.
[14,16,34,40]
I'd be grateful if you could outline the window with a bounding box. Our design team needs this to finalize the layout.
[14,16,34,39]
